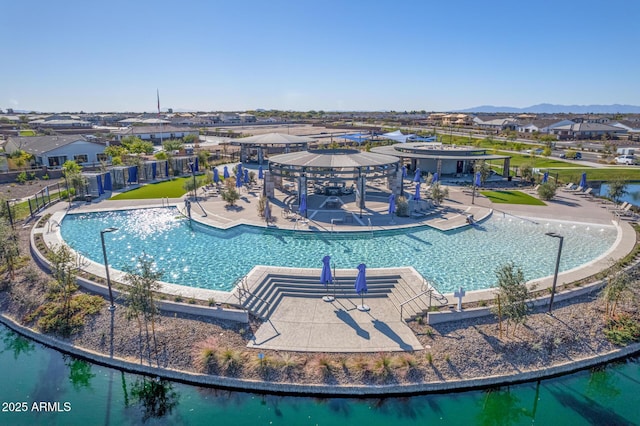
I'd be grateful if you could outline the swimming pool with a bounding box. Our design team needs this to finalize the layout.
[60,208,618,293]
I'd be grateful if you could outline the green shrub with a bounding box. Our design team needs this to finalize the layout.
[604,315,640,346]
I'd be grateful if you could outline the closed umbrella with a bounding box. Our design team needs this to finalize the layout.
[223,166,229,179]
[432,172,439,184]
[236,172,243,189]
[299,193,307,218]
[258,165,264,180]
[413,168,421,182]
[237,163,243,176]
[579,172,587,189]
[475,171,482,187]
[355,263,369,311]
[402,165,407,179]
[243,168,250,185]
[213,168,220,184]
[413,182,421,201]
[320,255,334,302]
[541,171,548,184]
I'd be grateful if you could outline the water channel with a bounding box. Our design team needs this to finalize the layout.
[1,323,638,425]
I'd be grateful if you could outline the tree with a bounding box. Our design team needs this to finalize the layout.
[519,163,533,182]
[182,134,198,145]
[537,182,557,200]
[474,161,491,185]
[491,263,533,337]
[121,136,154,155]
[47,244,80,335]
[607,179,628,204]
[0,218,20,281]
[162,139,184,153]
[124,254,163,366]
[104,145,127,159]
[602,265,636,319]
[429,183,449,205]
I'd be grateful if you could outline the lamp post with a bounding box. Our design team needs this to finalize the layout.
[545,232,564,313]
[189,160,197,200]
[100,227,118,311]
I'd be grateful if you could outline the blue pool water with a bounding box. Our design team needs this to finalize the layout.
[60,208,617,293]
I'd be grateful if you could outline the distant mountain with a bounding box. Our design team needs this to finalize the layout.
[457,104,640,114]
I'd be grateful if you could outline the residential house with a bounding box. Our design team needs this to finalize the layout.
[112,125,199,144]
[474,117,518,132]
[5,135,107,167]
[550,122,628,140]
[516,119,574,134]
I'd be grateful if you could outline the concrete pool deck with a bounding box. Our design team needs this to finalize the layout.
[38,180,637,353]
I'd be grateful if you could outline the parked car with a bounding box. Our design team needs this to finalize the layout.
[559,152,582,160]
[615,155,636,165]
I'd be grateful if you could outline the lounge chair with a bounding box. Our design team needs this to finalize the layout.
[608,201,629,212]
[578,187,593,197]
[562,183,575,191]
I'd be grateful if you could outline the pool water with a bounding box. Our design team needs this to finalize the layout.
[60,208,617,293]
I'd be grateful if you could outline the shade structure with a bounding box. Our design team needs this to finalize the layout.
[243,168,250,185]
[413,182,421,201]
[388,193,396,215]
[213,168,220,183]
[355,263,369,311]
[432,172,439,184]
[258,165,264,180]
[223,166,230,179]
[475,171,482,187]
[541,171,548,184]
[299,193,307,217]
[413,168,421,182]
[579,172,587,189]
[263,199,271,224]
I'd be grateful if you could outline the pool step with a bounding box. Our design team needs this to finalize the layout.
[235,271,434,321]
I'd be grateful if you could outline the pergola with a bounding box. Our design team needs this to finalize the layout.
[231,132,314,164]
[267,149,401,208]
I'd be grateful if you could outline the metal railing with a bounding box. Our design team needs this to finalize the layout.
[399,279,449,321]
[234,275,272,319]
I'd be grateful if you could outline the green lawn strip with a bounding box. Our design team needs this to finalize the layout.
[480,190,546,205]
[110,177,190,199]
[548,168,640,184]
[18,130,36,136]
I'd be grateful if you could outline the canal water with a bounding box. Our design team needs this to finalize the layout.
[600,182,640,207]
[1,324,639,425]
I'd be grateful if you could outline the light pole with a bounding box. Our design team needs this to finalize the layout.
[189,160,197,200]
[100,227,118,311]
[545,232,564,313]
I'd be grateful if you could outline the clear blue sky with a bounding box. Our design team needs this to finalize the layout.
[2,0,639,113]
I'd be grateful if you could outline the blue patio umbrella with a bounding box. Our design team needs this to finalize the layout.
[258,165,264,180]
[388,193,396,215]
[223,166,230,179]
[320,255,334,301]
[213,167,219,184]
[236,172,243,189]
[299,193,307,217]
[413,182,421,201]
[432,172,439,184]
[579,172,587,189]
[355,263,369,311]
[413,168,422,182]
[237,163,243,176]
[541,171,548,184]
[402,165,407,179]
[244,168,250,185]
[475,171,482,187]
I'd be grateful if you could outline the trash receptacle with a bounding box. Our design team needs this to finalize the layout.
[508,176,512,182]
[85,195,92,203]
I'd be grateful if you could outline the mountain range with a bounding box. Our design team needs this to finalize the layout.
[456,104,640,114]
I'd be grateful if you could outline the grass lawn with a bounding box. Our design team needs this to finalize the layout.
[18,129,36,136]
[480,190,547,205]
[110,177,190,200]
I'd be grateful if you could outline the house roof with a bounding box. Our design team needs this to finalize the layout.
[113,125,197,135]
[7,135,104,155]
[553,122,627,132]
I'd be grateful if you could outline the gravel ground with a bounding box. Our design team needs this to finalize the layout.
[2,223,638,388]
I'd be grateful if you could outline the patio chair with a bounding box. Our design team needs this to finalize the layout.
[561,183,575,191]
[578,187,593,197]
